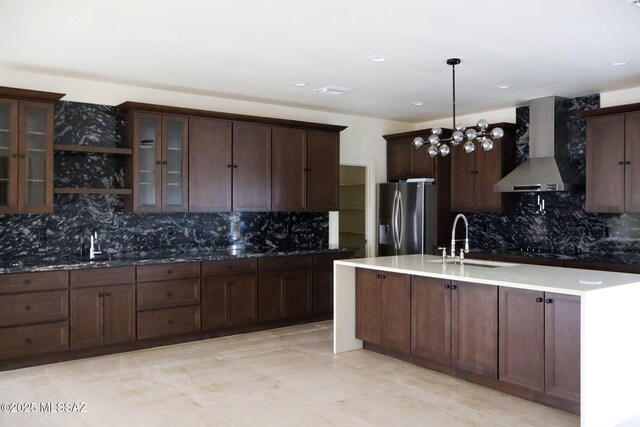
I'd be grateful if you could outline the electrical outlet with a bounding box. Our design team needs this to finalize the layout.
[166,226,175,239]
[37,228,47,242]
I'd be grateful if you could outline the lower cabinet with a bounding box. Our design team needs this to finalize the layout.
[411,276,451,364]
[69,267,136,349]
[137,306,201,340]
[355,268,411,353]
[258,256,312,322]
[201,259,257,329]
[311,252,353,315]
[499,287,580,403]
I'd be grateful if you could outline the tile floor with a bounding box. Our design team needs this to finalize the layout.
[0,321,579,426]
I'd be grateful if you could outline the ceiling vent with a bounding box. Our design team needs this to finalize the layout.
[314,86,352,95]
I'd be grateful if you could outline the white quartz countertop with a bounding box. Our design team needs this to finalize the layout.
[336,254,640,296]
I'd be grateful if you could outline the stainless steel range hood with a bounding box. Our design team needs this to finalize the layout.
[494,96,584,192]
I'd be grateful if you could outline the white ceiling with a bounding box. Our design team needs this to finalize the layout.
[1,0,639,123]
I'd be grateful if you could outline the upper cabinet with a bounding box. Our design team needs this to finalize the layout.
[384,129,447,181]
[307,130,340,211]
[122,112,188,212]
[582,104,640,213]
[232,123,271,212]
[0,87,64,214]
[450,123,516,213]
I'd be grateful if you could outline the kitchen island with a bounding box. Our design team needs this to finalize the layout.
[333,254,640,427]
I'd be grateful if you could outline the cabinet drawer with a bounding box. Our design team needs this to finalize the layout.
[202,258,257,277]
[258,255,311,272]
[0,290,68,327]
[137,305,201,339]
[0,271,68,294]
[136,262,200,283]
[0,320,69,360]
[312,252,352,268]
[70,266,136,288]
[137,278,200,311]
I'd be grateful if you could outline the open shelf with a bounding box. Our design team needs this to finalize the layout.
[54,144,133,155]
[54,188,133,195]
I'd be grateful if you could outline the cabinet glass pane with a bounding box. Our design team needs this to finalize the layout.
[24,106,48,206]
[0,105,10,205]
[165,120,183,206]
[138,117,157,207]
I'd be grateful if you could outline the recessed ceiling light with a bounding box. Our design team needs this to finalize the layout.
[496,84,510,89]
[411,101,424,106]
[314,86,352,95]
[368,55,387,62]
[290,81,307,87]
[610,61,628,66]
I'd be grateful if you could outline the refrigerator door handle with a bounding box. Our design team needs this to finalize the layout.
[391,190,399,251]
[397,191,404,250]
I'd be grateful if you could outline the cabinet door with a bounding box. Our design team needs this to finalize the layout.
[257,272,284,322]
[133,113,162,212]
[476,149,503,212]
[586,115,625,212]
[355,268,382,345]
[18,101,53,213]
[232,122,271,211]
[188,118,232,212]
[70,287,103,349]
[545,293,580,402]
[0,98,18,213]
[387,138,410,181]
[450,145,477,212]
[161,116,188,212]
[228,273,257,326]
[381,272,411,353]
[103,284,136,345]
[307,130,339,211]
[201,276,227,329]
[411,140,435,179]
[498,287,544,391]
[312,267,333,315]
[271,127,306,211]
[624,113,640,212]
[283,269,312,319]
[411,276,451,364]
[451,281,498,377]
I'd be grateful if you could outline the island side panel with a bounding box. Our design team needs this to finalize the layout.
[581,284,640,427]
[333,263,362,353]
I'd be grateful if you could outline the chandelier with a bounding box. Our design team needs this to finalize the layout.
[414,58,504,157]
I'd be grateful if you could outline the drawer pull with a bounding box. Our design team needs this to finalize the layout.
[25,338,32,344]
[444,284,450,289]
[24,279,31,285]
[451,285,457,290]
[545,298,553,304]
[25,305,31,311]
[536,297,543,303]
[167,292,173,297]
[98,292,103,298]
[167,269,173,274]
[168,319,174,325]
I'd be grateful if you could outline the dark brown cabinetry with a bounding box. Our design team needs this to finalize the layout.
[135,263,201,339]
[307,130,340,211]
[450,123,515,213]
[69,267,136,349]
[499,287,580,405]
[411,276,451,365]
[310,252,352,315]
[0,87,64,214]
[232,122,271,211]
[258,256,312,322]
[123,112,189,212]
[201,259,257,329]
[584,111,640,212]
[384,130,444,181]
[355,268,411,353]
[272,127,306,211]
[0,270,69,360]
[188,118,232,212]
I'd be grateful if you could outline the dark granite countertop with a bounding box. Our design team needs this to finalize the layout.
[470,249,640,266]
[0,246,355,274]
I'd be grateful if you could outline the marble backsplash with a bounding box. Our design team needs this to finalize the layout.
[0,101,329,260]
[466,94,640,255]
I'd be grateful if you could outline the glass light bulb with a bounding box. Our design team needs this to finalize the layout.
[490,127,505,140]
[439,144,451,156]
[427,145,439,157]
[463,141,476,154]
[452,130,464,145]
[477,119,489,131]
[455,123,466,132]
[413,137,425,149]
[465,128,477,141]
[428,134,440,145]
[481,139,494,151]
[431,127,443,136]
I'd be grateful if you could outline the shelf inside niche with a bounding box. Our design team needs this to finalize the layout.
[54,188,132,195]
[54,144,132,155]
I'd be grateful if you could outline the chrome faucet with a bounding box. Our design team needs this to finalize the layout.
[438,214,470,266]
[89,231,102,260]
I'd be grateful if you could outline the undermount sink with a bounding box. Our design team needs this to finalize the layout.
[427,259,519,268]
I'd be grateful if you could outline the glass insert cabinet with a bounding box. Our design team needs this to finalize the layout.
[0,98,55,214]
[125,112,188,212]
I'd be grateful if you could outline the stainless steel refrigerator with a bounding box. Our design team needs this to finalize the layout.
[377,181,437,256]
